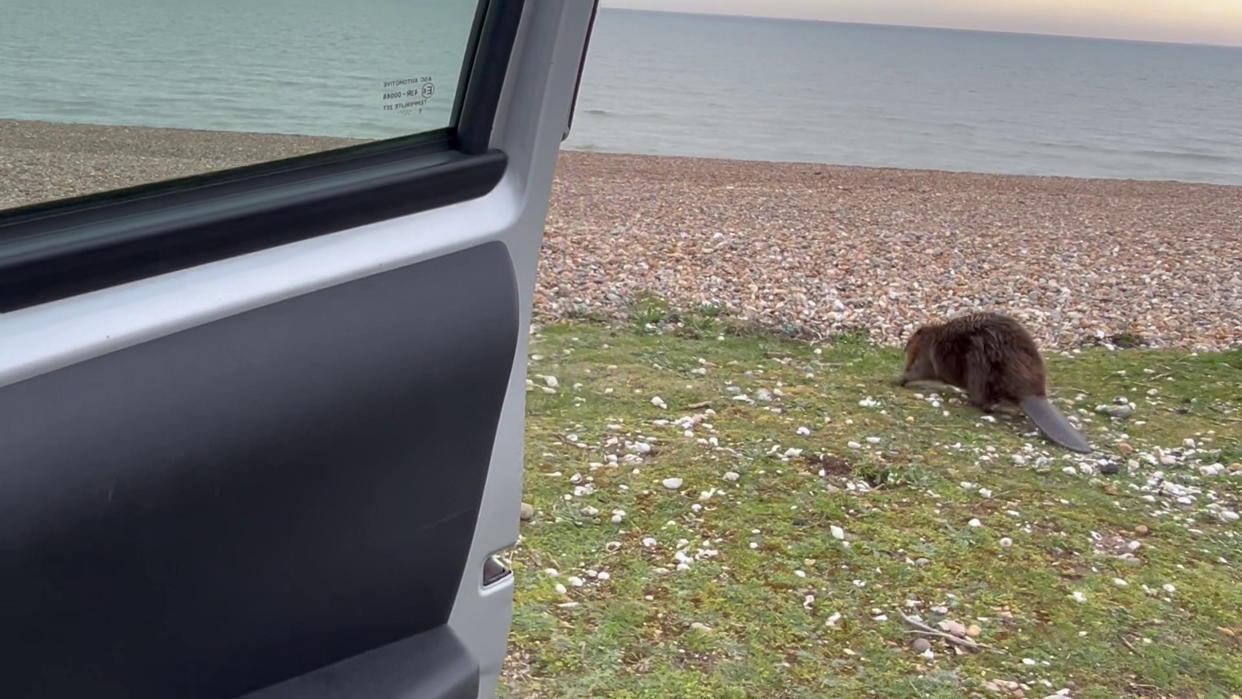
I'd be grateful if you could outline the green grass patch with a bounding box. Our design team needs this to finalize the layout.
[505,306,1242,698]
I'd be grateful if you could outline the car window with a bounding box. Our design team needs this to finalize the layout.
[0,0,484,211]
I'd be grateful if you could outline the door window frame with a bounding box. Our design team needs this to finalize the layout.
[0,0,526,312]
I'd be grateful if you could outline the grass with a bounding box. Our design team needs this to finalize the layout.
[500,303,1242,699]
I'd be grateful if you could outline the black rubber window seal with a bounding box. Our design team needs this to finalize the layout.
[0,0,527,313]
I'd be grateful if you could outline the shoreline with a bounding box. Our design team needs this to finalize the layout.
[4,120,1240,350]
[562,147,1242,190]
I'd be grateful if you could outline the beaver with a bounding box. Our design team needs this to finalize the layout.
[896,312,1091,453]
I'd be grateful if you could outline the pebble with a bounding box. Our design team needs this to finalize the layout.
[967,624,982,638]
[912,638,931,653]
[581,506,599,516]
[1096,403,1135,418]
[796,426,811,436]
[554,583,567,595]
[519,502,535,521]
[915,557,932,567]
[940,620,967,636]
[567,576,584,587]
[999,537,1013,548]
[662,478,683,490]
[689,622,713,633]
[1200,463,1225,477]
[651,396,668,410]
[723,471,741,482]
[830,525,846,540]
[544,376,559,388]
[968,518,982,528]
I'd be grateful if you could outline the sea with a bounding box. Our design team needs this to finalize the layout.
[2,2,1241,185]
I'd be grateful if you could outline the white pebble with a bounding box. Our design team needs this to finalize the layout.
[1113,578,1128,587]
[597,571,611,581]
[830,525,846,540]
[826,612,842,626]
[1071,591,1087,603]
[1163,583,1176,594]
[723,471,741,482]
[662,478,683,490]
[968,518,982,528]
[796,426,811,436]
[567,576,584,587]
[999,537,1013,548]
[554,583,567,595]
[544,376,559,388]
[651,396,668,410]
[642,537,658,548]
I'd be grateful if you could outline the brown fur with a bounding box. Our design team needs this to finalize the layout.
[897,312,1046,412]
[897,312,1091,452]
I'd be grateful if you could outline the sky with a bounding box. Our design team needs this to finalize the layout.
[601,0,1242,47]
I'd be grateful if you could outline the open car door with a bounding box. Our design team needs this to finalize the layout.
[0,1,598,697]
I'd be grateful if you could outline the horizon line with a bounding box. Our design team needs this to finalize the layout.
[601,6,1242,50]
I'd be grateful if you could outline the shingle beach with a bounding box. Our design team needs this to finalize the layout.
[4,121,1239,350]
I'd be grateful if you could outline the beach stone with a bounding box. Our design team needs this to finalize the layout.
[911,638,931,653]
[519,502,535,521]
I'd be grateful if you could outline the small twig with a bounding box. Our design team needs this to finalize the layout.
[902,629,987,651]
[897,611,991,652]
[1118,635,1139,654]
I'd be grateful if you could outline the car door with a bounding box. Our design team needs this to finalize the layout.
[0,1,597,697]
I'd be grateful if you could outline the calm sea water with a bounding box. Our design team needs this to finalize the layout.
[0,0,474,139]
[565,10,1242,185]
[2,3,1241,184]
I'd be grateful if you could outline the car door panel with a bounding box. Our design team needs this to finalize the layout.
[1,242,516,698]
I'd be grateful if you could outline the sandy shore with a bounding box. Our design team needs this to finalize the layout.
[4,121,1240,350]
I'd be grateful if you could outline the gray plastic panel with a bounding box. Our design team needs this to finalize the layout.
[0,241,517,698]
